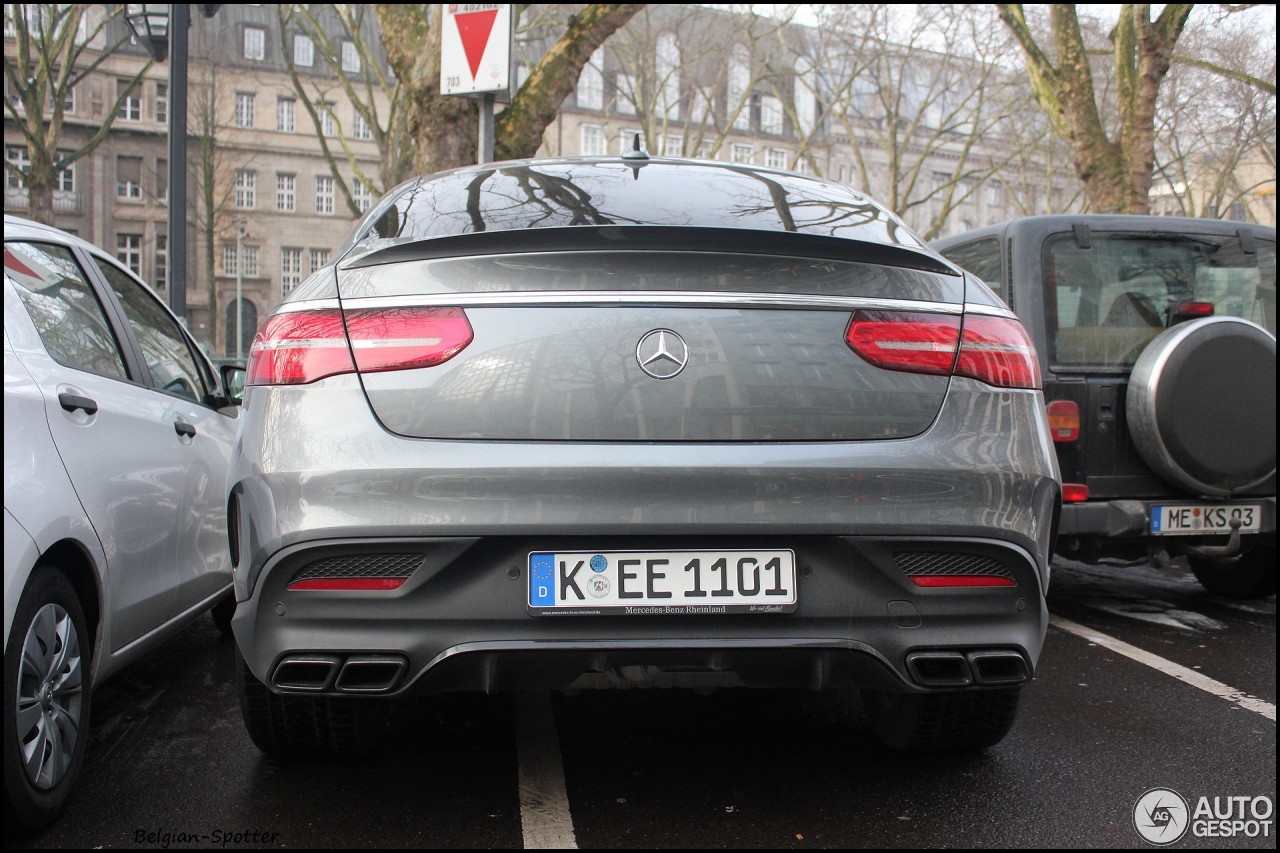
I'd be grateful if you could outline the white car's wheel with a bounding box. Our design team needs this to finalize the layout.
[3,568,91,834]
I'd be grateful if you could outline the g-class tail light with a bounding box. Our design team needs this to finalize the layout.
[1047,400,1081,442]
[247,307,473,386]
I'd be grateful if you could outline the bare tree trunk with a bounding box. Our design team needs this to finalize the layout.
[997,3,1192,214]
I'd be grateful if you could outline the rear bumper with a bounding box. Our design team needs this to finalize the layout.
[231,534,1048,697]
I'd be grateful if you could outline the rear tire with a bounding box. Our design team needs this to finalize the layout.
[1189,544,1276,599]
[235,650,388,758]
[861,687,1022,752]
[3,568,92,834]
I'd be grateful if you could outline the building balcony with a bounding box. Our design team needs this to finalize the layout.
[3,187,83,213]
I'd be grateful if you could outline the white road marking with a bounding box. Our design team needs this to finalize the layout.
[1050,615,1276,722]
[515,691,578,849]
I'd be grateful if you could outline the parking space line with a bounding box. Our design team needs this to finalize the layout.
[1050,615,1276,722]
[515,691,579,849]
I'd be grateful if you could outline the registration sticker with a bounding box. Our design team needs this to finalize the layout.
[528,549,797,615]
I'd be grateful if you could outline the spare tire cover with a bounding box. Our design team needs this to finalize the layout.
[1127,316,1276,496]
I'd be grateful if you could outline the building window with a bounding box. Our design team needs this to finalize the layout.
[276,173,296,212]
[156,158,167,201]
[293,33,314,67]
[155,83,167,124]
[341,40,360,74]
[728,45,751,131]
[308,248,330,274]
[280,247,302,295]
[117,79,141,121]
[353,182,372,213]
[234,169,256,209]
[235,92,255,129]
[117,156,142,199]
[656,32,680,120]
[55,155,75,192]
[766,148,788,170]
[696,140,714,160]
[663,135,683,157]
[579,124,606,156]
[6,145,30,189]
[63,84,75,114]
[577,48,604,110]
[731,143,754,164]
[116,234,142,274]
[243,26,266,61]
[353,110,371,140]
[615,73,637,116]
[315,175,334,214]
[794,157,811,175]
[222,245,238,275]
[242,246,259,277]
[154,235,167,290]
[986,183,1002,206]
[277,97,295,132]
[760,96,783,135]
[319,101,336,137]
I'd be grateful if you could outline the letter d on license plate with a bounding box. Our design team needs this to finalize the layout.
[528,549,797,615]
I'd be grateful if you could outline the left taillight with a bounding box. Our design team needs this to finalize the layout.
[247,307,473,386]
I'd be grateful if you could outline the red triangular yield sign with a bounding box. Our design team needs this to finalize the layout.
[455,8,499,81]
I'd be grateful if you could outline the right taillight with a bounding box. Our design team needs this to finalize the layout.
[846,310,1041,390]
[1046,400,1080,442]
[247,306,473,386]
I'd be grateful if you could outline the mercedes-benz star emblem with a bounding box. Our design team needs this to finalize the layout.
[636,329,689,380]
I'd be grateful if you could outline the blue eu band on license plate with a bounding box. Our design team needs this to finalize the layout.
[528,549,797,615]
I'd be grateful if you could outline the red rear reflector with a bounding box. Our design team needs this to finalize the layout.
[247,309,355,386]
[910,576,1016,588]
[346,307,473,373]
[247,307,473,386]
[1062,483,1089,503]
[1173,301,1214,319]
[845,311,960,376]
[287,578,407,591]
[955,315,1042,390]
[1047,400,1080,442]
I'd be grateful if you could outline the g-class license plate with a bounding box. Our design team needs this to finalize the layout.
[528,549,797,615]
[1151,504,1262,535]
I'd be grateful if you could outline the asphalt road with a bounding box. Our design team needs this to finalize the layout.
[8,557,1275,849]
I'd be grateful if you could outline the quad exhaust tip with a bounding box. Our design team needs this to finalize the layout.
[906,649,1029,688]
[271,653,408,694]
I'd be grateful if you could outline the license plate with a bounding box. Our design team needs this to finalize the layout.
[1151,504,1262,535]
[528,549,797,615]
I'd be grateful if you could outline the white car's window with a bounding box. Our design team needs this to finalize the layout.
[93,257,208,403]
[4,241,129,380]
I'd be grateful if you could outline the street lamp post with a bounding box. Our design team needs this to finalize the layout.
[234,219,247,361]
[125,5,219,326]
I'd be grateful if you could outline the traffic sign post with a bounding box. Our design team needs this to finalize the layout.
[440,4,513,164]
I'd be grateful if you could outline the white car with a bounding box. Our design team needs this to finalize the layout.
[3,216,242,832]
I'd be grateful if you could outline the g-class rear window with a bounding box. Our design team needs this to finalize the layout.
[1046,233,1276,368]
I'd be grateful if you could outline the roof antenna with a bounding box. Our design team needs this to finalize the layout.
[621,131,649,179]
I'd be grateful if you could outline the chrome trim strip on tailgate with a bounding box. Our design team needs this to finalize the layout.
[324,291,967,313]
